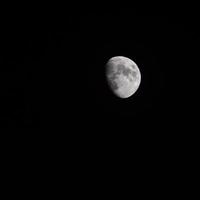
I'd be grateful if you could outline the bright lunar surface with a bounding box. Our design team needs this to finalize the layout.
[106,56,141,98]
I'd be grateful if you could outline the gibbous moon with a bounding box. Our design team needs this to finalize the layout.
[106,56,141,98]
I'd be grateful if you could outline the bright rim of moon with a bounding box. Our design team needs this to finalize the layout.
[106,56,141,98]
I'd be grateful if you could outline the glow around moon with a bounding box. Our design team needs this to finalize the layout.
[106,56,141,98]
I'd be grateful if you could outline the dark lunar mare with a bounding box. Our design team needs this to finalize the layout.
[107,64,137,90]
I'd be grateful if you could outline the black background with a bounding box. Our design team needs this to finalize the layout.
[0,9,199,143]
[0,10,198,132]
[0,6,199,196]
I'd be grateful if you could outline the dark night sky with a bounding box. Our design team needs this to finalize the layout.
[0,10,199,133]
[0,7,199,195]
[74,13,199,135]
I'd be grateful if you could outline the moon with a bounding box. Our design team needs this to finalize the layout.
[106,56,141,98]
